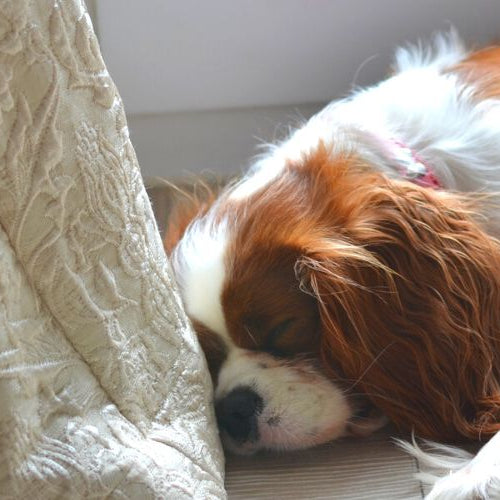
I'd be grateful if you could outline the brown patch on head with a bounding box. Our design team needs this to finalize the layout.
[219,148,355,356]
[447,45,500,100]
[220,145,381,357]
[220,142,500,442]
[223,243,320,355]
[291,147,500,442]
[191,320,228,383]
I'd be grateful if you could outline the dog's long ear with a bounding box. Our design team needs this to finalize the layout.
[161,180,220,255]
[297,174,500,441]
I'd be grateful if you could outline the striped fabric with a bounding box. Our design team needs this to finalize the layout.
[225,430,427,499]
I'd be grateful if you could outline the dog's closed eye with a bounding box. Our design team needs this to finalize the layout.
[263,319,295,356]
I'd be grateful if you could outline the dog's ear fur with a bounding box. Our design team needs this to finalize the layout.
[297,170,500,441]
[162,180,220,255]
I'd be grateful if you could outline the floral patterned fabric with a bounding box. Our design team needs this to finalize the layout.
[0,0,225,497]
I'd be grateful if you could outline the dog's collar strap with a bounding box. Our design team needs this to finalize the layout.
[388,139,441,189]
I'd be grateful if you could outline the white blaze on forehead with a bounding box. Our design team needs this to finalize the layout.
[229,155,285,201]
[172,215,231,339]
[229,117,330,202]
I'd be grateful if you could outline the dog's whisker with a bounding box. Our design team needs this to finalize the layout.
[344,342,397,393]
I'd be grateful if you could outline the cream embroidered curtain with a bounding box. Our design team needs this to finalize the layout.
[0,0,225,497]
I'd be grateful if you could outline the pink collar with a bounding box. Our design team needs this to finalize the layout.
[387,139,441,189]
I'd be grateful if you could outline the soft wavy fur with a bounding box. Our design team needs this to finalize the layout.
[296,146,500,442]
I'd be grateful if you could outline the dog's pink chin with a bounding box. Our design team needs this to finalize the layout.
[224,420,350,455]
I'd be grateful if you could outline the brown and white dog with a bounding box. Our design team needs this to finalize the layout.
[164,32,500,499]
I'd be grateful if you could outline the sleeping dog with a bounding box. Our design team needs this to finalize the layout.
[165,33,500,499]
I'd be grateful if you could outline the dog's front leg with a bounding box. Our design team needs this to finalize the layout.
[426,431,500,499]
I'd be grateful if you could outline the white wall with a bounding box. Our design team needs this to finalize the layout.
[93,1,500,178]
[127,103,323,179]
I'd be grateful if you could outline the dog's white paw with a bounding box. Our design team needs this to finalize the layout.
[397,434,500,500]
[425,462,496,500]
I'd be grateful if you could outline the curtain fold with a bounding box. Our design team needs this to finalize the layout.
[0,0,225,497]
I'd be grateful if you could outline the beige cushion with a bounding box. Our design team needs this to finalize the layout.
[225,429,427,499]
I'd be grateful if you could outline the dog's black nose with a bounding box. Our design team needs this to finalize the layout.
[215,387,264,443]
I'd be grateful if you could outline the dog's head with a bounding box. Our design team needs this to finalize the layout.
[165,143,500,454]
